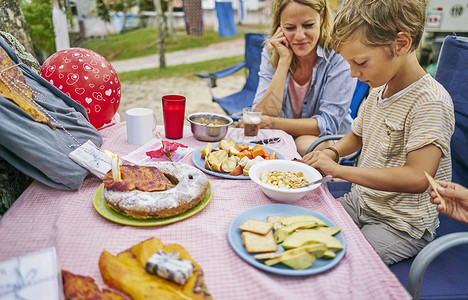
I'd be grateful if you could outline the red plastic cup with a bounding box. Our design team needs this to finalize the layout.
[162,95,186,139]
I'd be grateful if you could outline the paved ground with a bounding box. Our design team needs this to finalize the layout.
[110,38,246,73]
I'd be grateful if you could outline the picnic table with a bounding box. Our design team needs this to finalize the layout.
[0,123,410,299]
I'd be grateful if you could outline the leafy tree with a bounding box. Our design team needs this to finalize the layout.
[96,0,112,23]
[139,0,154,11]
[20,0,55,56]
[111,0,139,32]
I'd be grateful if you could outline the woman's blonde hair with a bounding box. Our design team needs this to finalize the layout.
[332,0,426,55]
[268,0,333,72]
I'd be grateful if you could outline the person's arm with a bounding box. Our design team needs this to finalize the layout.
[301,130,362,163]
[310,53,356,136]
[254,28,293,117]
[258,52,357,137]
[305,143,442,193]
[429,181,468,223]
[260,116,320,136]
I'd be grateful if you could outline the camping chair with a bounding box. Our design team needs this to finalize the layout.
[303,79,369,198]
[389,35,468,300]
[305,79,369,162]
[197,33,265,120]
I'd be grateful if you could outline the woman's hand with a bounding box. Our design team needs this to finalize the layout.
[235,116,274,129]
[259,116,275,129]
[270,27,293,64]
[428,181,468,224]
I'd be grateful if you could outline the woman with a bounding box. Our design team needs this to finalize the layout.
[250,0,356,156]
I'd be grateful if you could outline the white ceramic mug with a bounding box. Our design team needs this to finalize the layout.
[126,108,157,145]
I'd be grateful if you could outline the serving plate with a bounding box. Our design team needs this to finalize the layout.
[93,181,212,226]
[192,142,284,179]
[228,204,346,276]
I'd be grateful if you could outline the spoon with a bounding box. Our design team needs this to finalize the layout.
[301,175,333,188]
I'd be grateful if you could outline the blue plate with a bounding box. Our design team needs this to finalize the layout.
[228,204,346,276]
[192,142,284,179]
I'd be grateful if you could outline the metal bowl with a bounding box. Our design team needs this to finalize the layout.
[186,112,233,142]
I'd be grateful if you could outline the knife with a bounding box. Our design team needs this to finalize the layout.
[250,137,280,144]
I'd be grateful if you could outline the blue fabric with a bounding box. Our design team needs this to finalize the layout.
[197,62,245,80]
[212,33,265,117]
[389,214,468,300]
[349,80,369,119]
[0,37,102,190]
[435,36,468,189]
[215,1,236,37]
[325,181,352,199]
[253,45,356,137]
[389,35,468,300]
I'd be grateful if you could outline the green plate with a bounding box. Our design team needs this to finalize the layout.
[93,181,212,226]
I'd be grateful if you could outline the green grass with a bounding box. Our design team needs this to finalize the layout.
[117,55,244,81]
[82,26,264,62]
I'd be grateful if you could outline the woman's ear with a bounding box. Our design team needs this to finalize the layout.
[394,32,412,56]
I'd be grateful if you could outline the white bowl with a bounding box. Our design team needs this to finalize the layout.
[249,160,323,203]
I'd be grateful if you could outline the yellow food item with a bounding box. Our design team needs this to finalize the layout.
[260,170,309,189]
[202,139,278,175]
[99,238,211,300]
[200,143,212,158]
[62,269,126,300]
[424,171,447,210]
[248,215,343,270]
[282,229,344,251]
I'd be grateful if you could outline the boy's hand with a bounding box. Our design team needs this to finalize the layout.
[301,150,340,177]
[428,180,468,224]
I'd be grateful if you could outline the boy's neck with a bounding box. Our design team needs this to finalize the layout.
[383,52,426,99]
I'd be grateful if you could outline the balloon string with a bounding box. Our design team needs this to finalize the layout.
[0,62,82,146]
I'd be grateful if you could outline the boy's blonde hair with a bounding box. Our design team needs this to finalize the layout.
[331,0,426,55]
[269,0,333,71]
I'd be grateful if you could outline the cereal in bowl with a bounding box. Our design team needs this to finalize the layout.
[260,171,309,189]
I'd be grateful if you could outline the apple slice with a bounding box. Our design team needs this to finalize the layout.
[230,165,243,176]
[220,156,238,173]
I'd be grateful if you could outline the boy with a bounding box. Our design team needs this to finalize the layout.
[302,0,455,265]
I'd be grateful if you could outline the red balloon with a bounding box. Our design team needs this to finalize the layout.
[40,48,121,129]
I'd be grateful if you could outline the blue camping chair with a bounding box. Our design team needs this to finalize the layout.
[305,79,369,161]
[388,35,468,300]
[197,33,265,120]
[304,79,369,198]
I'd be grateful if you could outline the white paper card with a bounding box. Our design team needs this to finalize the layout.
[68,140,112,179]
[0,247,63,300]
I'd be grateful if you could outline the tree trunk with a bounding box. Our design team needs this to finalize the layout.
[167,0,174,37]
[121,12,128,33]
[0,0,35,55]
[52,0,70,51]
[154,0,166,68]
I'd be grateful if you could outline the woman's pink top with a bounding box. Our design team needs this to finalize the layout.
[288,74,312,118]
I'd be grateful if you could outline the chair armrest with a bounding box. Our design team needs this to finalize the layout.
[407,232,468,299]
[306,135,345,154]
[197,62,246,101]
[197,61,246,80]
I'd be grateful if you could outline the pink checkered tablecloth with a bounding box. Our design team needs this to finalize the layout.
[0,123,410,299]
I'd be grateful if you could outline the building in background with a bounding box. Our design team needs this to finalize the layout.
[423,0,468,59]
